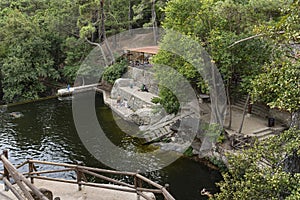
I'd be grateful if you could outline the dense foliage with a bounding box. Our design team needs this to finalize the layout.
[250,0,300,128]
[152,0,286,114]
[0,0,299,198]
[214,129,300,199]
[151,1,300,198]
[102,60,128,84]
[0,0,165,103]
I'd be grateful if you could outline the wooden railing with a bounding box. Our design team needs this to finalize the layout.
[0,150,175,200]
[0,150,49,200]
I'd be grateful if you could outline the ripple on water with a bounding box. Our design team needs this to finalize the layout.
[0,97,222,200]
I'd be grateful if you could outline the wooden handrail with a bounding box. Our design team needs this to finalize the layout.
[0,153,48,200]
[1,151,176,200]
[81,169,135,188]
[16,160,29,169]
[28,159,137,176]
[24,168,74,176]
[2,177,24,200]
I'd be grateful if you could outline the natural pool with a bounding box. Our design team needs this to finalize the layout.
[0,95,222,200]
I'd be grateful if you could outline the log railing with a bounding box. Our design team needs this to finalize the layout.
[0,150,49,200]
[0,150,175,200]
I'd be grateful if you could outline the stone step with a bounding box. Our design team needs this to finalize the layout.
[233,96,269,117]
[256,131,276,140]
[0,191,14,200]
[252,127,272,135]
[251,129,275,140]
[143,128,173,143]
[144,132,172,143]
[234,99,268,110]
[146,111,194,132]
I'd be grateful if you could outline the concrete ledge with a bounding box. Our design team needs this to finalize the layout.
[119,86,157,105]
[1,179,155,200]
[111,78,158,111]
[57,84,100,96]
[96,88,134,121]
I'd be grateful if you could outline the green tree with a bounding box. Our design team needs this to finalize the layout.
[251,59,299,113]
[0,0,82,102]
[0,8,60,102]
[0,0,173,103]
[102,60,128,84]
[152,0,282,114]
[250,0,300,129]
[214,129,300,199]
[105,0,133,35]
[61,37,93,84]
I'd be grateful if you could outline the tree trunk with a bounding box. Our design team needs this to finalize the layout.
[238,94,250,134]
[152,0,158,44]
[128,0,132,31]
[0,72,4,103]
[98,0,114,65]
[0,74,3,104]
[99,0,106,42]
[290,109,300,130]
[225,80,232,129]
[82,76,85,86]
[284,150,300,174]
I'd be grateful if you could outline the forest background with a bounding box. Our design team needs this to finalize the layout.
[0,1,299,199]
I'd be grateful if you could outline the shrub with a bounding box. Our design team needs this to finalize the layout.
[102,60,128,84]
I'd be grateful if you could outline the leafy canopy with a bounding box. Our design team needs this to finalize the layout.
[214,129,300,200]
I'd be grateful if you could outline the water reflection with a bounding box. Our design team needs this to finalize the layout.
[0,96,221,199]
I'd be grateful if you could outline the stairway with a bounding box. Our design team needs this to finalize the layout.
[251,127,275,140]
[252,126,287,140]
[232,95,270,118]
[142,111,197,144]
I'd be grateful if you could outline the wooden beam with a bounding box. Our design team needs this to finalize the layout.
[0,155,48,200]
[2,177,24,200]
[81,169,134,189]
[28,160,136,176]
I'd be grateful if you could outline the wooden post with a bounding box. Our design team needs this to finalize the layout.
[134,170,141,200]
[2,177,24,200]
[238,94,250,134]
[164,184,169,200]
[3,150,9,191]
[76,167,82,191]
[29,160,34,184]
[0,154,48,200]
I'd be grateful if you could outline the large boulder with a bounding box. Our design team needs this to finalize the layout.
[129,108,153,125]
[111,78,133,99]
[130,107,167,126]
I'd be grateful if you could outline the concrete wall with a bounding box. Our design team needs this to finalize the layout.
[111,78,155,111]
[269,108,291,127]
[125,67,159,95]
[118,87,154,111]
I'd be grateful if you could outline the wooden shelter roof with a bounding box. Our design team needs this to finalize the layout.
[126,46,159,55]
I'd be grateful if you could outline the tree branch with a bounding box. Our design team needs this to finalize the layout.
[84,37,108,65]
[227,31,285,48]
[85,37,101,47]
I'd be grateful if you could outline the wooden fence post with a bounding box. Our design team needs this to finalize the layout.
[164,184,170,200]
[134,170,141,200]
[28,160,35,184]
[3,150,9,191]
[76,167,82,191]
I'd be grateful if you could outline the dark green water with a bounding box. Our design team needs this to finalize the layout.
[0,95,222,200]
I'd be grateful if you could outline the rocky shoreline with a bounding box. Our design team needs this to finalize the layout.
[97,80,230,170]
[96,66,288,171]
